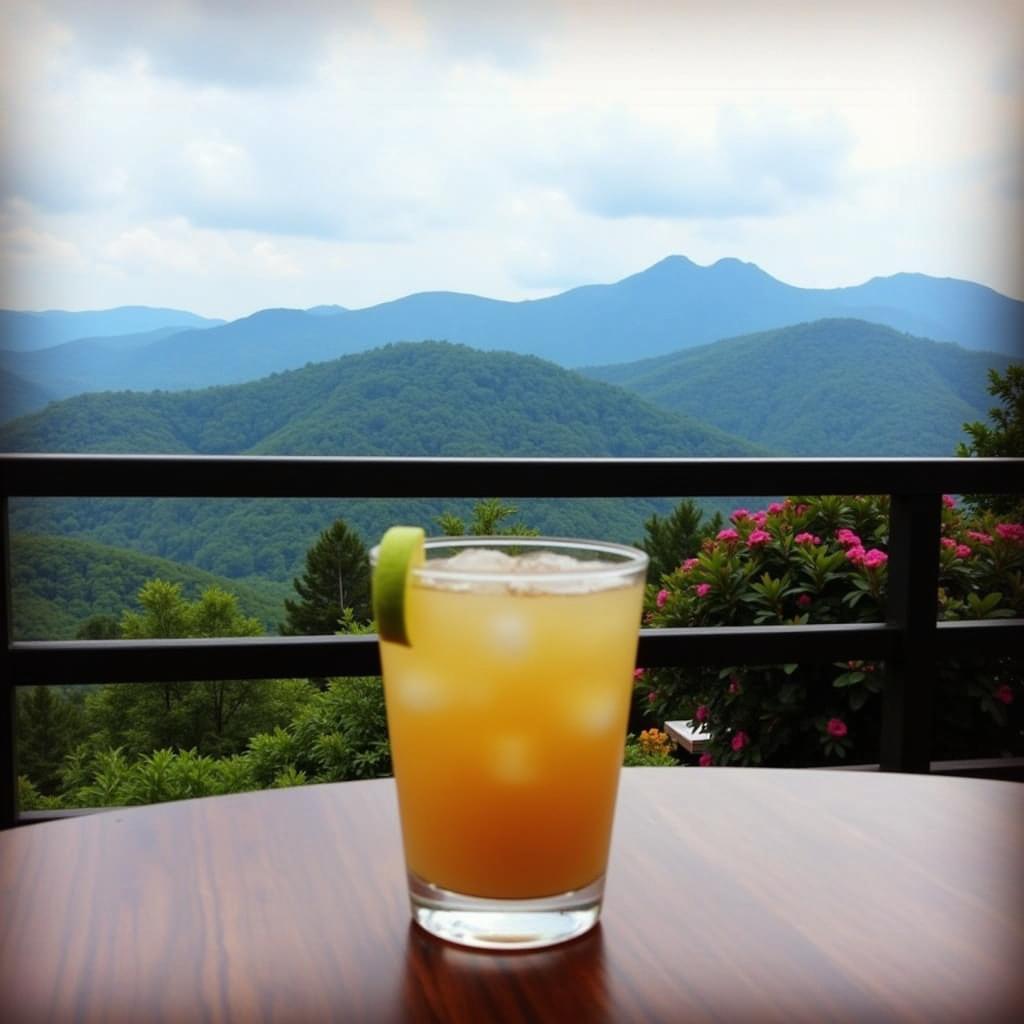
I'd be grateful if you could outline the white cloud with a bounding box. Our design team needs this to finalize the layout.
[0,0,1021,315]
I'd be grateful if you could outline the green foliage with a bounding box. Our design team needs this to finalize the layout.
[640,495,1023,767]
[29,676,390,810]
[76,614,122,639]
[0,341,761,458]
[281,518,371,635]
[11,495,677,587]
[4,341,755,592]
[957,364,1024,519]
[437,498,540,537]
[17,569,389,807]
[584,320,1015,456]
[641,499,721,584]
[36,747,259,808]
[84,580,315,760]
[10,533,289,640]
[286,677,391,782]
[16,686,88,793]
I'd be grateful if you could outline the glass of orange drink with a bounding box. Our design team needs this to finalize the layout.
[372,533,648,949]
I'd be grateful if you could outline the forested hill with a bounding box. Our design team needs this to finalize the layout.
[0,341,764,457]
[10,534,290,640]
[580,319,1014,456]
[3,343,759,592]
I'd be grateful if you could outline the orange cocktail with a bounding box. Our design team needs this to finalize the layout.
[374,537,647,949]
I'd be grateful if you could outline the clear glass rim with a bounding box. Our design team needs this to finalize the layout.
[370,535,649,586]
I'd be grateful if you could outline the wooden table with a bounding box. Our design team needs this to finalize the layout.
[2,768,1022,1023]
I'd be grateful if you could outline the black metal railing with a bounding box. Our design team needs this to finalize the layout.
[2,453,1022,828]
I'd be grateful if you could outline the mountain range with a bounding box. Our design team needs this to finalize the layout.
[0,306,224,352]
[1,323,1006,595]
[2,256,1020,410]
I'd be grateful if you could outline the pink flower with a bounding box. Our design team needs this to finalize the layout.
[845,545,866,565]
[967,530,993,546]
[747,529,772,548]
[768,502,786,515]
[728,678,742,695]
[955,544,972,559]
[942,494,956,509]
[940,537,957,549]
[996,523,1024,543]
[698,753,714,766]
[862,548,888,569]
[694,704,710,723]
[797,594,812,609]
[795,532,821,546]
[994,684,1014,705]
[826,717,848,738]
[751,511,768,527]
[836,529,862,548]
[695,583,712,598]
[794,504,810,516]
[647,690,657,704]
[633,668,646,680]
[656,588,669,607]
[681,558,700,572]
[717,528,739,543]
[730,731,750,752]
[730,508,750,522]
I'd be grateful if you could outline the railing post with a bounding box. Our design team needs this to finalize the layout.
[881,493,942,772]
[1,496,16,828]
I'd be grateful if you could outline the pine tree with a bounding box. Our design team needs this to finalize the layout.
[16,687,87,794]
[641,499,719,583]
[437,499,539,537]
[281,519,371,635]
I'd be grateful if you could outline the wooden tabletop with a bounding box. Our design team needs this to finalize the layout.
[2,768,1023,1023]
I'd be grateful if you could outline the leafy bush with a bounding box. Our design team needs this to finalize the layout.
[640,495,1023,767]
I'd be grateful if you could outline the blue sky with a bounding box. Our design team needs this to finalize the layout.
[1,0,1022,318]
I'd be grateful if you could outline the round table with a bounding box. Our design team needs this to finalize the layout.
[2,768,1022,1023]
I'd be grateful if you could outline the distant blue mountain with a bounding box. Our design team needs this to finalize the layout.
[0,305,225,352]
[0,370,56,424]
[3,257,1020,398]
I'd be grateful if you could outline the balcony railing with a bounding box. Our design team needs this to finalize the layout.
[2,453,1022,828]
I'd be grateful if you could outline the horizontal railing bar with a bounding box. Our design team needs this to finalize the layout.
[932,618,1024,654]
[7,620,1019,686]
[1,453,1021,498]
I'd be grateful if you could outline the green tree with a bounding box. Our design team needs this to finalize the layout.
[437,498,540,537]
[76,614,123,639]
[640,499,721,584]
[957,364,1024,518]
[16,687,88,794]
[85,580,314,758]
[281,519,371,635]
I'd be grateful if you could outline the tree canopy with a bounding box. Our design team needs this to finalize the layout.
[957,364,1024,518]
[281,519,371,635]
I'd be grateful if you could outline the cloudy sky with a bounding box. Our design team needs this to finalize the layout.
[1,0,1022,319]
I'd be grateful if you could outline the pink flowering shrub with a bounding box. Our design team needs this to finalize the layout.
[641,494,1023,767]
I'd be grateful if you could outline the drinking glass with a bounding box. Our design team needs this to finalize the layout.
[372,536,648,949]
